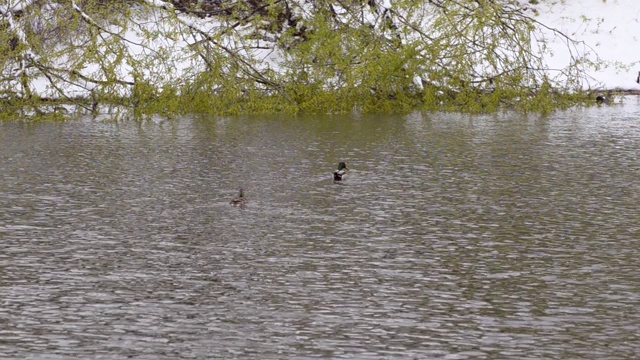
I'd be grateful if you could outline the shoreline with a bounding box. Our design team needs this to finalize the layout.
[608,89,640,95]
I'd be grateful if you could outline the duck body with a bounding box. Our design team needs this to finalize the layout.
[230,188,247,207]
[333,162,349,182]
[596,95,610,105]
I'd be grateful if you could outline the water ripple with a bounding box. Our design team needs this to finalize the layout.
[1,108,640,358]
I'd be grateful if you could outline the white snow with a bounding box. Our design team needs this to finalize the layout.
[533,0,640,90]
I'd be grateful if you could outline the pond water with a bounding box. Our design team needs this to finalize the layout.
[1,99,640,359]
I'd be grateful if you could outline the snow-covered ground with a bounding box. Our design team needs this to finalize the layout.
[534,0,640,90]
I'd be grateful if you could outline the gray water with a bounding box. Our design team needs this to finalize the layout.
[1,99,640,359]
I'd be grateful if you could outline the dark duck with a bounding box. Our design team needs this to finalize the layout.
[230,188,247,207]
[333,162,349,182]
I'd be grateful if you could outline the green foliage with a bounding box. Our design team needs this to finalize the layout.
[0,0,609,120]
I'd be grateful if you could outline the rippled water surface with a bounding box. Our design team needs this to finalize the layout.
[2,99,640,359]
